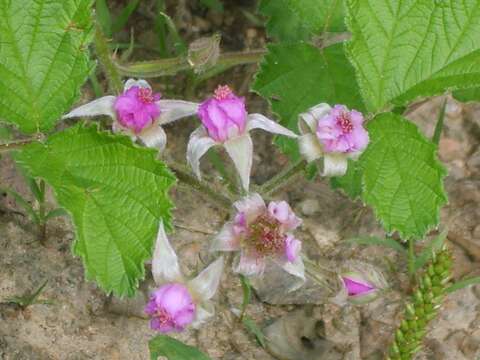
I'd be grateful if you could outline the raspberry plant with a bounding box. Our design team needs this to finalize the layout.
[1,0,480,358]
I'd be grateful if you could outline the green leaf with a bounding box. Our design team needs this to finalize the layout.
[111,0,141,33]
[360,113,447,239]
[149,335,211,360]
[45,208,69,220]
[0,0,94,134]
[346,236,407,254]
[14,124,175,296]
[96,0,112,37]
[252,42,365,158]
[453,87,480,103]
[239,274,252,318]
[259,0,345,42]
[414,231,447,271]
[447,276,480,294]
[330,159,363,199]
[345,0,480,112]
[242,316,267,348]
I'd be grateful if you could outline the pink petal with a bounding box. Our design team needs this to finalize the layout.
[233,193,266,221]
[342,276,375,296]
[284,235,301,262]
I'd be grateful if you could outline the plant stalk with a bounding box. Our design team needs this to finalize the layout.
[167,162,232,209]
[116,50,266,78]
[94,23,123,93]
[259,159,307,196]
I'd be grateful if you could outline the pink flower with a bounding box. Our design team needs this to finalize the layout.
[147,221,224,333]
[114,85,161,134]
[63,79,199,151]
[188,85,298,191]
[298,103,369,177]
[197,85,247,142]
[211,193,305,290]
[144,283,196,333]
[316,105,369,154]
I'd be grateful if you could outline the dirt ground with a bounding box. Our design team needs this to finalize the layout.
[1,1,480,359]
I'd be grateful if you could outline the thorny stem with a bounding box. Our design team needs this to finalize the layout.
[115,50,266,78]
[0,136,43,152]
[258,159,307,196]
[95,23,123,94]
[167,162,232,209]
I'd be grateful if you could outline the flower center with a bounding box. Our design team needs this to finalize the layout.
[155,307,173,325]
[245,214,286,256]
[214,85,233,100]
[137,87,155,104]
[337,112,353,134]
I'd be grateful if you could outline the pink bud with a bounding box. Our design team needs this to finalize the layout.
[316,105,369,154]
[114,86,161,134]
[144,283,196,333]
[342,276,375,296]
[197,85,247,142]
[284,235,301,262]
[267,201,302,230]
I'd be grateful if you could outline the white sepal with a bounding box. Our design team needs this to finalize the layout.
[191,302,215,329]
[62,96,116,120]
[152,220,183,285]
[223,134,253,191]
[186,127,218,180]
[157,100,199,125]
[298,133,323,162]
[138,125,167,152]
[298,103,331,134]
[246,113,298,138]
[322,153,348,177]
[188,256,224,301]
[124,78,150,91]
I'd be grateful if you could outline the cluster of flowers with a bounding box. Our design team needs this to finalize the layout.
[65,79,379,333]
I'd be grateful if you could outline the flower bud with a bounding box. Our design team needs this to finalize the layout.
[198,85,247,142]
[188,33,221,74]
[144,283,196,333]
[338,261,388,305]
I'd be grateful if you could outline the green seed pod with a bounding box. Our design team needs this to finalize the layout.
[386,248,452,359]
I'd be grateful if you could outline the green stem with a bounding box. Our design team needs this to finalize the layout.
[0,136,42,152]
[408,239,416,284]
[94,23,123,93]
[167,162,232,209]
[259,159,307,196]
[116,49,266,78]
[38,180,47,244]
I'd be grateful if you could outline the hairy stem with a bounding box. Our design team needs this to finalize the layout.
[37,180,47,245]
[259,159,307,196]
[408,239,416,285]
[116,50,266,78]
[167,162,232,209]
[0,136,42,152]
[95,23,123,93]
